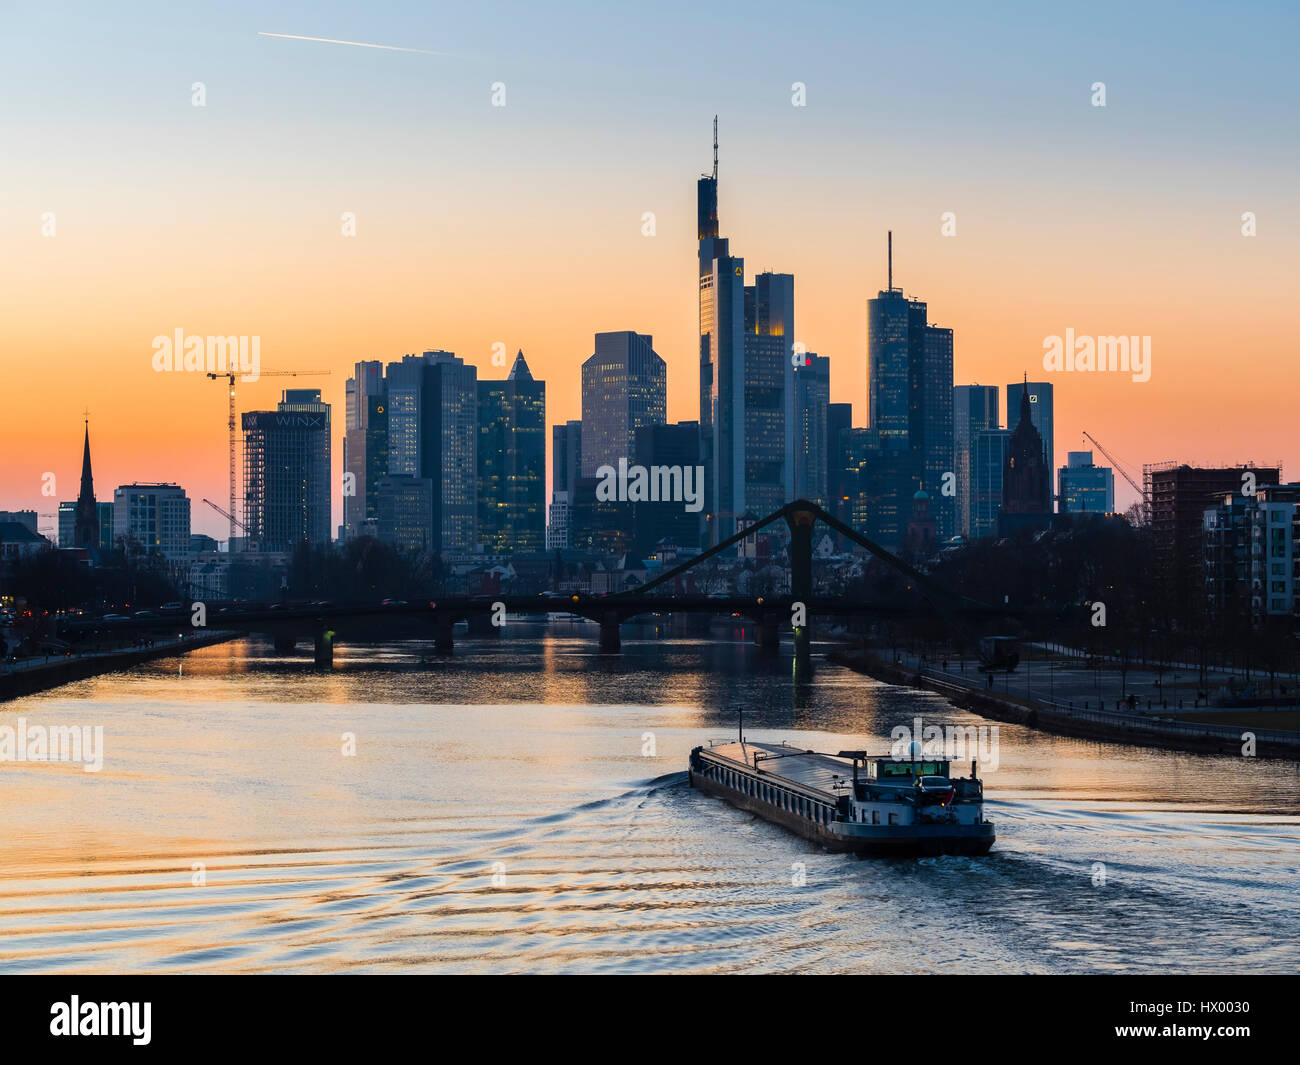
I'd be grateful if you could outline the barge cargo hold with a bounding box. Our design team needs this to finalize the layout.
[689,740,995,856]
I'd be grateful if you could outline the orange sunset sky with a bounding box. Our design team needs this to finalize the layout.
[3,2,1297,538]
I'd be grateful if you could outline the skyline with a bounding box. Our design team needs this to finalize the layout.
[5,2,1299,538]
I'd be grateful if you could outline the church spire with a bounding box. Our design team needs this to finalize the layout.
[74,417,100,551]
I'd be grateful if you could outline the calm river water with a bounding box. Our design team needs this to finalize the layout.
[1,625,1297,973]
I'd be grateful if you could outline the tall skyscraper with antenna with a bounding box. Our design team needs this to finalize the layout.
[697,119,796,541]
[865,233,955,544]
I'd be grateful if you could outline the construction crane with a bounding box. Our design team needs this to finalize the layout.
[202,498,253,550]
[205,369,329,549]
[1081,430,1146,522]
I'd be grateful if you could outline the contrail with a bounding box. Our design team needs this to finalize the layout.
[257,32,454,56]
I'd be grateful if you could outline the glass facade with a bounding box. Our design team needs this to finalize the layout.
[580,331,667,477]
[477,351,546,554]
[241,390,331,552]
[954,385,999,537]
[1058,450,1115,514]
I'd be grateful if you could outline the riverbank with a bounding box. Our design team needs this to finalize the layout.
[827,647,1300,760]
[0,631,238,702]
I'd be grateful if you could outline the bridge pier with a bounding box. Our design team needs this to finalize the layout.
[313,629,334,668]
[755,615,781,657]
[786,505,816,673]
[434,621,455,654]
[599,612,621,653]
[467,614,500,638]
[273,633,298,655]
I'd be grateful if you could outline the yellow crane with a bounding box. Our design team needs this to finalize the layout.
[205,369,330,549]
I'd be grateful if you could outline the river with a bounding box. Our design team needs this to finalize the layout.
[1,625,1296,973]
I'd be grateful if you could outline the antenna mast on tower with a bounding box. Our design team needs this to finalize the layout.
[712,115,718,180]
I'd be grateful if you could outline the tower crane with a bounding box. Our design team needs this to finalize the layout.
[1081,430,1146,522]
[202,498,253,550]
[204,369,329,549]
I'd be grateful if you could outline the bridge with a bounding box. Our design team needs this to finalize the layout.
[59,501,1011,668]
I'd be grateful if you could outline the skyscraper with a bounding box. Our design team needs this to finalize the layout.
[242,389,331,552]
[551,420,582,503]
[827,402,854,531]
[973,429,1012,538]
[1006,380,1054,509]
[794,352,830,505]
[632,420,702,554]
[384,351,478,553]
[866,234,955,542]
[477,350,546,554]
[74,420,99,551]
[954,385,999,537]
[580,331,666,476]
[548,420,581,551]
[343,360,386,539]
[743,272,796,520]
[696,123,796,540]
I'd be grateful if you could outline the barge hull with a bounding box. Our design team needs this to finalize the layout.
[689,769,994,857]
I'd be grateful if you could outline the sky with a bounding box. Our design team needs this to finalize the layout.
[3,0,1298,538]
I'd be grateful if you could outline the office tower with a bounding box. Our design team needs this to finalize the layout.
[973,429,1012,538]
[376,476,434,552]
[697,117,724,525]
[74,420,99,550]
[953,385,999,537]
[1147,462,1281,624]
[58,502,75,548]
[697,122,796,541]
[1058,451,1115,514]
[477,350,546,554]
[552,420,582,503]
[826,402,854,529]
[242,389,331,552]
[580,331,666,476]
[632,420,703,554]
[866,234,955,541]
[1006,380,1054,507]
[111,483,191,557]
[794,353,830,505]
[343,361,386,539]
[96,503,113,551]
[546,493,572,551]
[569,476,633,555]
[743,272,796,519]
[384,351,478,553]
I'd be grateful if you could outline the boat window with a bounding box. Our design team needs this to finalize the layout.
[872,810,880,825]
[888,813,899,825]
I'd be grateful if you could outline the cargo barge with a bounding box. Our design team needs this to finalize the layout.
[688,739,995,856]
